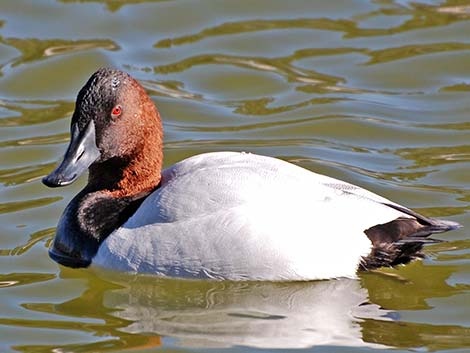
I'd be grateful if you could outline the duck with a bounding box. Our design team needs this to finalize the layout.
[43,67,461,281]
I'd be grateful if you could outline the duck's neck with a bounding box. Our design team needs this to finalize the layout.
[50,187,153,268]
[81,148,163,240]
[88,114,164,197]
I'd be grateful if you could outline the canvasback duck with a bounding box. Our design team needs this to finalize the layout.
[43,68,461,281]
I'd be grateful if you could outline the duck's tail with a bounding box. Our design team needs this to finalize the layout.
[359,203,461,271]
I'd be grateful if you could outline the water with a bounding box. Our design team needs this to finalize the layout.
[1,0,469,351]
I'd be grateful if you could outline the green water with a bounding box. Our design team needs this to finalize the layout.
[1,0,470,351]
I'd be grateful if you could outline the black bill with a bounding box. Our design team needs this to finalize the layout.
[43,120,100,187]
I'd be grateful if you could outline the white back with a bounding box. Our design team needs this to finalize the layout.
[93,152,409,280]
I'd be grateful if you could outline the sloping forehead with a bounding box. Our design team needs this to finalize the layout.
[78,68,132,103]
[72,68,132,129]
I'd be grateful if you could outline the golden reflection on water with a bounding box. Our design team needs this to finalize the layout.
[153,1,470,47]
[2,265,469,352]
[0,100,73,127]
[0,0,469,352]
[0,38,119,68]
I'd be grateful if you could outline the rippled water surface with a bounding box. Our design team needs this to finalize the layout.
[1,0,470,352]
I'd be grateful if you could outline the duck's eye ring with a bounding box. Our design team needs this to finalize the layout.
[111,105,122,117]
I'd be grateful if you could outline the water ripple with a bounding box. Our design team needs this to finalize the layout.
[0,37,119,70]
[0,197,62,214]
[0,1,469,351]
[0,99,73,127]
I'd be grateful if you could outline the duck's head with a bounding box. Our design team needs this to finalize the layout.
[43,68,164,268]
[43,68,163,193]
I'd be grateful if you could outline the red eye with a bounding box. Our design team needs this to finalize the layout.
[111,105,122,117]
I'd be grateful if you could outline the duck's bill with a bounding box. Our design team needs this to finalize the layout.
[43,120,100,188]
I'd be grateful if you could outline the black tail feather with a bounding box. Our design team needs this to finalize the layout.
[360,204,461,271]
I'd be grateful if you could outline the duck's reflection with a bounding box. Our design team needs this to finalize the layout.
[98,273,390,349]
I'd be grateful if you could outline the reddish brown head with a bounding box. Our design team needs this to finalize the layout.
[43,68,163,197]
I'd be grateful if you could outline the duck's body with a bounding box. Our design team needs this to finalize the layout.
[44,68,460,281]
[92,152,402,280]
